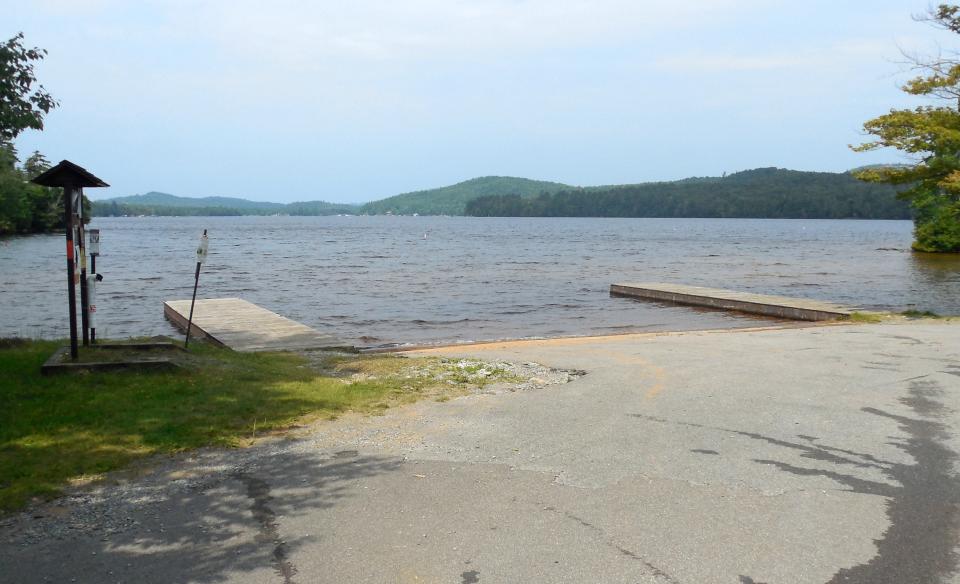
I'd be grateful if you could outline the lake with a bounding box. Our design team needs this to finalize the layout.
[2,216,958,346]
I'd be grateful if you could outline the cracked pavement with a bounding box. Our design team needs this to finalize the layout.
[1,322,959,583]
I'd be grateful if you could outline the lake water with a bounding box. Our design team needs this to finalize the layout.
[2,216,958,346]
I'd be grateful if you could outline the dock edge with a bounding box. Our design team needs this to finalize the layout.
[610,283,852,322]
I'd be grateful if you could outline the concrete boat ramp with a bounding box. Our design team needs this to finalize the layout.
[611,282,855,321]
[164,298,346,352]
[6,322,959,583]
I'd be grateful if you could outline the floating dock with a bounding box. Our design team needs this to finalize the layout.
[610,283,854,321]
[164,298,347,352]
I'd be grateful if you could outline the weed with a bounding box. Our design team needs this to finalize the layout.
[901,309,941,319]
[849,312,884,323]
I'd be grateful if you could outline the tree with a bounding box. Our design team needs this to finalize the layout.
[22,151,60,230]
[852,4,960,252]
[22,150,50,176]
[0,32,58,143]
[0,35,73,235]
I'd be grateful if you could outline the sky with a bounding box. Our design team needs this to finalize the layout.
[5,0,958,203]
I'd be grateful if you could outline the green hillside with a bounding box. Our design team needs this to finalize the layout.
[358,176,575,215]
[92,192,357,217]
[100,192,285,210]
[465,168,911,219]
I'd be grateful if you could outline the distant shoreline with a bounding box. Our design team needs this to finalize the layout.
[87,214,914,221]
[91,167,911,220]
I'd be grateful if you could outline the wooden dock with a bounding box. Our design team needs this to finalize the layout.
[164,298,347,352]
[610,283,854,321]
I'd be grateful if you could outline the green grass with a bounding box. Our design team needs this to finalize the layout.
[901,309,941,319]
[849,311,884,323]
[0,340,515,512]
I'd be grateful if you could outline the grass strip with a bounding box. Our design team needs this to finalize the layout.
[0,339,516,512]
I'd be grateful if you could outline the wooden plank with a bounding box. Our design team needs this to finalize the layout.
[163,298,348,352]
[610,283,855,321]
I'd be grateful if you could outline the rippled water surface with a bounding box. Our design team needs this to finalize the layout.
[2,216,958,345]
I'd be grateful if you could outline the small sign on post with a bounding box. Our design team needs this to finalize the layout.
[196,231,209,265]
[88,229,100,256]
[184,230,208,348]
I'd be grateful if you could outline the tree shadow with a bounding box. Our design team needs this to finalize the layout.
[632,378,960,584]
[1,449,403,583]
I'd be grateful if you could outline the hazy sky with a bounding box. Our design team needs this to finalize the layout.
[6,1,956,203]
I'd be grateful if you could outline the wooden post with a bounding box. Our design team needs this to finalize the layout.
[64,186,79,359]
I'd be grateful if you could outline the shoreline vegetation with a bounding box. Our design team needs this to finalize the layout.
[0,33,67,236]
[87,167,909,221]
[0,146,90,236]
[0,338,523,512]
[850,6,960,252]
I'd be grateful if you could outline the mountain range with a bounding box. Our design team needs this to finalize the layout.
[93,192,356,217]
[91,168,909,219]
[358,176,575,215]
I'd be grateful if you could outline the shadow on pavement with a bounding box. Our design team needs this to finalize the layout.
[2,450,402,584]
[633,377,960,584]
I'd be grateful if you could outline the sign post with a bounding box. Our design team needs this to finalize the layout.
[88,229,101,344]
[184,229,208,348]
[31,161,109,361]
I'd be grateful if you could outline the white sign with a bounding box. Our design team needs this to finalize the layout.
[196,232,209,264]
[87,274,97,327]
[73,231,81,284]
[71,188,82,218]
[88,229,100,256]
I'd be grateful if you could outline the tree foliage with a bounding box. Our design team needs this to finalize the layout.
[0,33,87,235]
[0,144,90,235]
[853,4,960,252]
[465,168,909,219]
[0,32,58,143]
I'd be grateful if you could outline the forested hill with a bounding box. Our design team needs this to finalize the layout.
[464,168,911,219]
[87,168,911,219]
[359,176,574,215]
[92,192,358,217]
[103,192,285,210]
